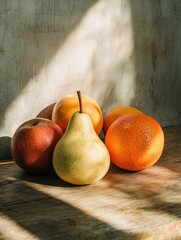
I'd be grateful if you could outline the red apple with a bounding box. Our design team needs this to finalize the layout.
[11,118,63,174]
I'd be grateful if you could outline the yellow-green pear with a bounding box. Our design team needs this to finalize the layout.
[53,91,110,185]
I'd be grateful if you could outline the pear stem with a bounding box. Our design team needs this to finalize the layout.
[77,91,83,113]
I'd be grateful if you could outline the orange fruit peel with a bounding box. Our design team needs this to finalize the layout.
[105,114,164,171]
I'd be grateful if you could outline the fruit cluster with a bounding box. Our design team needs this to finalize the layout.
[11,91,164,185]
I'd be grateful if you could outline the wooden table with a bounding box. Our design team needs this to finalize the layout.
[0,127,181,240]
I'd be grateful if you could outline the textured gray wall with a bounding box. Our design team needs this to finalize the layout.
[0,0,181,159]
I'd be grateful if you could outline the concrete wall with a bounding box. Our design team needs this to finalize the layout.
[0,0,181,159]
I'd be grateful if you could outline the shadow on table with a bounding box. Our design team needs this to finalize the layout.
[17,162,132,187]
[17,170,77,187]
[104,164,181,221]
[0,179,135,240]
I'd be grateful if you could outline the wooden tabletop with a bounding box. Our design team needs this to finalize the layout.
[0,127,181,240]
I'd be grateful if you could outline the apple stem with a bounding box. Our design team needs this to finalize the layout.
[77,91,83,113]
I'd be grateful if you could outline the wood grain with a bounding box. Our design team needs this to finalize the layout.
[0,127,181,239]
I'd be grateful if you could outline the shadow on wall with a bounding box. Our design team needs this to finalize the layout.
[2,0,134,129]
[0,0,98,159]
[0,0,98,127]
[129,0,181,126]
[0,137,12,159]
[0,0,135,159]
[1,0,181,160]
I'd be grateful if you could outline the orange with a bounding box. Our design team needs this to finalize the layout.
[103,106,143,134]
[105,114,164,171]
[52,93,103,135]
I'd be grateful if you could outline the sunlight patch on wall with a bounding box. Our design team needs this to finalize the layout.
[1,0,135,137]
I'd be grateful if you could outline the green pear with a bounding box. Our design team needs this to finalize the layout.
[53,91,110,185]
